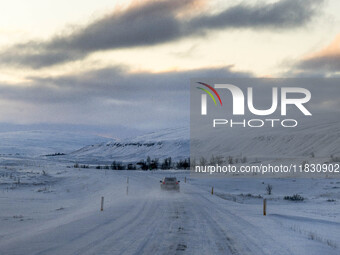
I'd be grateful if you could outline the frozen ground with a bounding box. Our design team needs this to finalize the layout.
[0,159,339,255]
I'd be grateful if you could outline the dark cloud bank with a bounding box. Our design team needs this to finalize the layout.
[297,55,340,73]
[0,0,323,68]
[0,66,251,129]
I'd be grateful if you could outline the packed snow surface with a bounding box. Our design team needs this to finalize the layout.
[0,125,339,254]
[0,161,339,255]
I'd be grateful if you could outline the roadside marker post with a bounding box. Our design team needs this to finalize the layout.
[126,177,129,195]
[211,187,214,195]
[263,198,267,216]
[184,177,186,183]
[101,196,104,211]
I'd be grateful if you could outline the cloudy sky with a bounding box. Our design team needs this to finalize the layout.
[0,0,339,137]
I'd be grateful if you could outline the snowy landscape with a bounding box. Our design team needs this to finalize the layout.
[1,0,340,253]
[0,128,339,255]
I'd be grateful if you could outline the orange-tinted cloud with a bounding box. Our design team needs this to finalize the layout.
[0,0,322,69]
[298,33,340,72]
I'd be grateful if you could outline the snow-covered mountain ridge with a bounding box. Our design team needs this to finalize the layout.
[68,127,189,163]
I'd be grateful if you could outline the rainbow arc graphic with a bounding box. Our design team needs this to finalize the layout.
[196,82,223,106]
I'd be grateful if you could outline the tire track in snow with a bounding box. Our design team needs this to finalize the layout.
[191,188,293,255]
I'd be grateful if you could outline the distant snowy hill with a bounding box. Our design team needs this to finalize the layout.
[2,118,339,163]
[0,130,108,156]
[40,118,340,164]
[192,116,340,160]
[68,127,190,164]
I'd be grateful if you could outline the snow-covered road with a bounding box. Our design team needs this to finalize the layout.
[0,168,339,255]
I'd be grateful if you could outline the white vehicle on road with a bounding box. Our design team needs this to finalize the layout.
[160,177,180,191]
